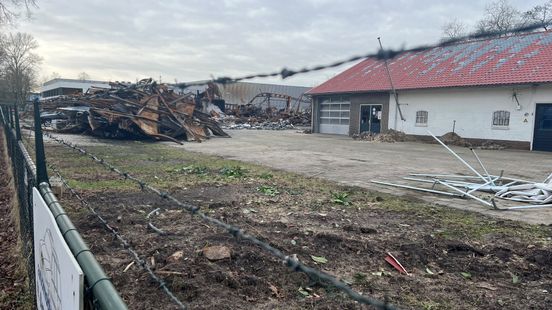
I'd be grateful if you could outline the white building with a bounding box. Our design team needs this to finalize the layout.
[308,30,552,151]
[41,78,111,100]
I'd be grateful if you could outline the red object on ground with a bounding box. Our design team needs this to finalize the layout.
[385,252,409,275]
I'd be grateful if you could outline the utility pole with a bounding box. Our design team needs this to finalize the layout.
[377,37,405,124]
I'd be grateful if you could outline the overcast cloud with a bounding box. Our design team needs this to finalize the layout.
[14,0,545,87]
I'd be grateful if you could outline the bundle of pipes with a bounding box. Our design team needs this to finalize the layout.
[372,131,552,210]
[39,78,229,144]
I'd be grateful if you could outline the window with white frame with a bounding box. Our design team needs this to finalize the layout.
[492,110,510,127]
[415,110,428,126]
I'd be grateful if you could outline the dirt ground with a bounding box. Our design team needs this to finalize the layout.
[174,130,552,225]
[0,129,32,309]
[36,136,552,310]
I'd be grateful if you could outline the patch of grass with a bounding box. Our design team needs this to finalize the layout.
[220,166,247,178]
[331,192,350,206]
[43,138,552,246]
[259,172,273,179]
[174,164,208,175]
[67,179,135,191]
[257,185,280,197]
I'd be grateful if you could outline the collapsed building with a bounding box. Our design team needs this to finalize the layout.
[38,79,228,143]
[179,81,313,129]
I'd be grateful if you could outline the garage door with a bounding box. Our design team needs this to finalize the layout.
[319,102,350,135]
[533,104,552,151]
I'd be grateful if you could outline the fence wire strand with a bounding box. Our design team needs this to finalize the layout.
[173,23,549,89]
[46,161,187,309]
[44,132,397,310]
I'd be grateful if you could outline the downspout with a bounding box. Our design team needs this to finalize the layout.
[377,37,405,129]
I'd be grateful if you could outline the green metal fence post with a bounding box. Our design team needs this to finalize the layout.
[33,98,49,185]
[13,102,21,140]
[38,183,128,310]
[8,105,13,129]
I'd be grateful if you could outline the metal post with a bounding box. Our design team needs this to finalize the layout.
[8,105,13,128]
[470,148,494,185]
[378,37,405,122]
[428,130,489,183]
[13,102,22,140]
[435,179,494,207]
[33,98,49,184]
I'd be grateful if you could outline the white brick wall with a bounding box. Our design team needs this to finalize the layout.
[388,84,552,147]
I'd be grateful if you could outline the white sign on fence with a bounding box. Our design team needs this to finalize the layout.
[33,188,83,310]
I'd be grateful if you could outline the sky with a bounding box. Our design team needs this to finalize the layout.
[11,0,546,87]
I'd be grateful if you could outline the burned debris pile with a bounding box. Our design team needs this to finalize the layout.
[39,79,229,143]
[220,92,312,130]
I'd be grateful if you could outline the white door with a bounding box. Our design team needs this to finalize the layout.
[319,102,350,135]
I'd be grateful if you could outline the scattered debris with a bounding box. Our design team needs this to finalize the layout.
[223,119,297,130]
[460,272,472,279]
[371,131,552,210]
[38,78,229,143]
[219,92,312,130]
[203,245,231,261]
[440,132,471,147]
[167,251,184,264]
[353,129,407,143]
[310,255,328,264]
[478,140,506,150]
[123,261,135,272]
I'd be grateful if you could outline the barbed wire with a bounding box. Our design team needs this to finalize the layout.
[44,132,397,310]
[173,22,549,89]
[46,160,187,309]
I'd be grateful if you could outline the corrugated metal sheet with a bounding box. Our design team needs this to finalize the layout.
[309,30,552,94]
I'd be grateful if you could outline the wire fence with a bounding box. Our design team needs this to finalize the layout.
[44,132,397,310]
[47,161,188,309]
[1,103,127,310]
[0,104,37,306]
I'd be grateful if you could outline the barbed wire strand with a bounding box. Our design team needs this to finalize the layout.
[44,132,397,310]
[173,22,549,89]
[46,161,188,309]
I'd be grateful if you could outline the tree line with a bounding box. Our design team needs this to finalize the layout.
[0,0,39,105]
[443,0,552,39]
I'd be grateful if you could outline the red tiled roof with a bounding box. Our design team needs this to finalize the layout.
[308,30,552,95]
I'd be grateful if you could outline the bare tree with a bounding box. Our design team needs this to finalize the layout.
[0,0,37,25]
[442,18,466,40]
[78,71,90,81]
[522,1,552,30]
[0,32,41,105]
[49,71,61,79]
[476,0,521,35]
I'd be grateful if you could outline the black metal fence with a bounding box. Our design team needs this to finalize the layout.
[0,103,37,306]
[0,102,127,310]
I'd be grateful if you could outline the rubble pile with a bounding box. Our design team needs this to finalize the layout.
[222,105,311,130]
[224,119,296,130]
[39,78,229,143]
[439,132,471,147]
[478,140,506,150]
[353,129,407,143]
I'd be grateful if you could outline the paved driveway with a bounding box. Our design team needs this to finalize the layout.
[174,130,552,224]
